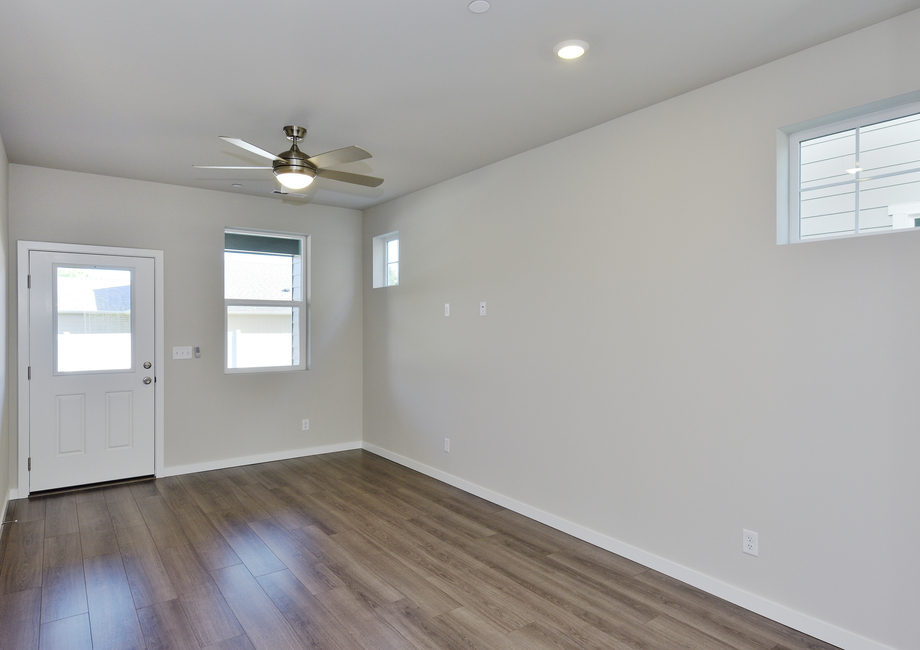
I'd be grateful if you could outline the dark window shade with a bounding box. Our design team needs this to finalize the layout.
[225,233,301,256]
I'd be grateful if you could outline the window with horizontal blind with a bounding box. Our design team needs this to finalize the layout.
[224,229,308,372]
[788,100,920,242]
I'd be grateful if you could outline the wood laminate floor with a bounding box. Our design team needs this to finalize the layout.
[0,449,840,650]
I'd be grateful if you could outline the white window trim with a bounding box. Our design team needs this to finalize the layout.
[224,228,310,374]
[778,90,920,244]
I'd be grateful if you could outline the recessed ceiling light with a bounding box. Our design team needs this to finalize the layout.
[554,39,589,60]
[232,183,242,187]
[469,1,490,14]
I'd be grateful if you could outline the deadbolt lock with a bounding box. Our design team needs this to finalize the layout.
[143,361,152,369]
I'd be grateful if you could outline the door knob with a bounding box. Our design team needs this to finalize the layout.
[143,377,152,385]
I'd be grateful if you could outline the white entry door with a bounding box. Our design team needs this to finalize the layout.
[28,251,156,492]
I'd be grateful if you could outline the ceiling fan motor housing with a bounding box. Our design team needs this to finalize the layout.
[273,137,316,182]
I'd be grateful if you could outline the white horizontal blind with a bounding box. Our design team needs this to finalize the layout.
[795,108,920,240]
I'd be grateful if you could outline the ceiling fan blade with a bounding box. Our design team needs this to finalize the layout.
[219,137,284,162]
[193,165,273,170]
[307,146,371,169]
[315,168,384,188]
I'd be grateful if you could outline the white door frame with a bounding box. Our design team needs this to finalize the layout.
[17,241,165,496]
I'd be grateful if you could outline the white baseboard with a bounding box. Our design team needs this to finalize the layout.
[362,442,895,650]
[1,488,11,523]
[159,441,362,478]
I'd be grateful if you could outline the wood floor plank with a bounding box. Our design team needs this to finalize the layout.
[331,529,462,616]
[288,524,404,605]
[314,586,413,650]
[632,570,841,650]
[202,635,256,650]
[244,462,301,491]
[0,519,44,594]
[205,509,285,577]
[42,494,79,539]
[83,552,145,650]
[247,518,343,595]
[116,524,178,609]
[76,500,118,559]
[40,533,87,623]
[135,495,189,550]
[394,488,497,539]
[276,488,353,535]
[0,587,41,650]
[257,569,363,650]
[177,473,236,513]
[8,498,47,523]
[209,478,272,523]
[210,563,307,650]
[170,505,241,571]
[375,600,470,650]
[107,498,147,531]
[327,478,426,523]
[102,484,139,504]
[239,483,313,530]
[336,515,535,633]
[154,476,197,511]
[645,613,765,650]
[178,580,244,647]
[137,598,202,650]
[39,613,94,650]
[220,466,260,488]
[506,620,634,650]
[129,480,161,500]
[436,605,519,650]
[73,488,107,504]
[159,544,212,595]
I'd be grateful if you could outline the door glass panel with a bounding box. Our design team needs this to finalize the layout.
[56,267,133,372]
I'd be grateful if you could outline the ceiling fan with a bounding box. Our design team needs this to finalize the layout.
[194,125,383,191]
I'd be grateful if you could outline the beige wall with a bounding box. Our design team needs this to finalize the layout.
[0,132,9,517]
[363,11,920,650]
[9,166,364,478]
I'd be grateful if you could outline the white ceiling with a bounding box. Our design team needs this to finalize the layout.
[1,0,918,210]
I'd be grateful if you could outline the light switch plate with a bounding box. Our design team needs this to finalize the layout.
[173,346,193,360]
[480,302,487,316]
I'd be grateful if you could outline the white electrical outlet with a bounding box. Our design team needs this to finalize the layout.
[444,438,450,452]
[480,302,487,316]
[743,529,758,556]
[172,346,193,360]
[302,419,310,431]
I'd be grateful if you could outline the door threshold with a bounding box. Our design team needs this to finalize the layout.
[28,475,156,498]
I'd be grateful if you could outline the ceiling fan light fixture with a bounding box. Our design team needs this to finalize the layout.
[274,167,315,189]
[554,39,589,59]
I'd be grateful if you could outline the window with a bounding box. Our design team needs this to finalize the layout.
[224,230,308,372]
[372,231,399,288]
[786,98,920,242]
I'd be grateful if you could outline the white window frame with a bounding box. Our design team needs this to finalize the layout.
[372,231,399,288]
[224,228,310,374]
[779,91,920,244]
